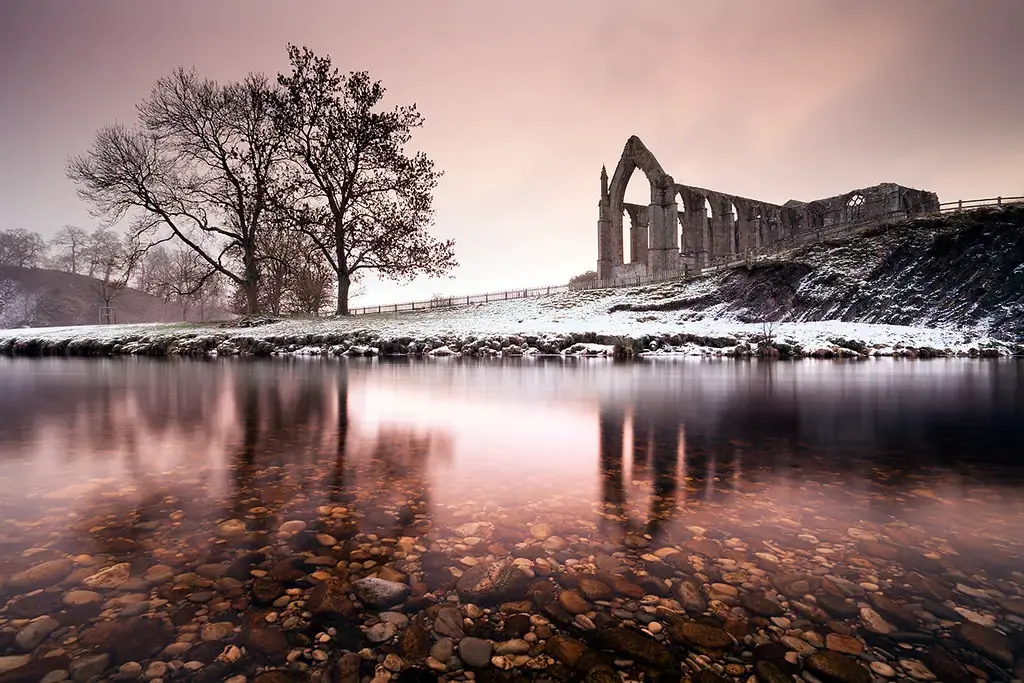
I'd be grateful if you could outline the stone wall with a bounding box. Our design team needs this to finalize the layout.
[596,136,940,281]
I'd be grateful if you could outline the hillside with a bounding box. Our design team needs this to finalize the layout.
[0,206,1021,357]
[0,266,226,328]
[606,204,1024,340]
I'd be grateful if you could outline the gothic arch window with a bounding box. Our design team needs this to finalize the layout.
[676,194,687,254]
[622,207,633,264]
[847,193,866,220]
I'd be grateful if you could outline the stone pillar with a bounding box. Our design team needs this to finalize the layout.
[647,184,679,275]
[734,199,752,255]
[597,166,613,281]
[629,210,648,267]
[597,217,613,280]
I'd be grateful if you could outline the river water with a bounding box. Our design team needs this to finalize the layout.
[0,357,1022,682]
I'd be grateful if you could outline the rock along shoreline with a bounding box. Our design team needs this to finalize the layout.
[0,328,1019,360]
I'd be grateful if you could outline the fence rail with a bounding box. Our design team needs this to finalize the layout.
[938,196,1024,213]
[342,194,1019,315]
[347,284,569,316]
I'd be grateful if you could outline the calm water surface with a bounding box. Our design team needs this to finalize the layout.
[0,357,1022,682]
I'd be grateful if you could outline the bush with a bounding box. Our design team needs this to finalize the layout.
[568,270,598,288]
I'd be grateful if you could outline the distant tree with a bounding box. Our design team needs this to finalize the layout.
[0,229,48,268]
[83,226,123,278]
[282,233,335,316]
[139,244,224,321]
[133,244,172,298]
[91,230,146,318]
[0,280,42,328]
[272,45,456,315]
[67,68,285,315]
[50,225,90,274]
[256,226,335,316]
[568,270,598,288]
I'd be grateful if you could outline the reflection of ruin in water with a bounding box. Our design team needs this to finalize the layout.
[600,395,763,545]
[598,399,683,544]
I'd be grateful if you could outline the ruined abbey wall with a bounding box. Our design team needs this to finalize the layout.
[596,136,940,281]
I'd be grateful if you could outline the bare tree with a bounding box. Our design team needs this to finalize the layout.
[162,246,207,320]
[0,229,48,268]
[82,226,123,278]
[91,230,146,317]
[138,244,222,320]
[133,244,172,297]
[50,225,90,273]
[67,68,285,315]
[0,280,42,327]
[568,270,598,289]
[254,226,334,316]
[282,232,335,316]
[273,45,456,315]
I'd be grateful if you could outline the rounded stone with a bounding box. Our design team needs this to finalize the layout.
[458,637,493,668]
[217,519,247,538]
[81,563,131,590]
[278,520,307,534]
[871,661,897,677]
[8,559,74,591]
[672,621,731,649]
[826,633,863,655]
[142,565,174,583]
[558,590,590,614]
[352,577,410,609]
[530,523,553,540]
[494,639,530,656]
[63,590,103,607]
[15,616,61,650]
[200,622,236,641]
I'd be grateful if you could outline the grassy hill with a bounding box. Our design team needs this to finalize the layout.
[606,205,1024,340]
[0,265,228,328]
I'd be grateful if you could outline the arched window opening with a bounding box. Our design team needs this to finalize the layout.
[703,198,715,258]
[622,208,632,264]
[623,172,652,206]
[620,169,652,265]
[731,203,740,253]
[847,193,865,220]
[677,194,687,255]
[807,203,825,229]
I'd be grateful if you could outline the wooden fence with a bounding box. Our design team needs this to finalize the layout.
[344,194,1020,315]
[347,284,569,316]
[938,196,1024,213]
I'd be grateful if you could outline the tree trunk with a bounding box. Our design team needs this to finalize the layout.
[336,273,350,316]
[242,242,261,316]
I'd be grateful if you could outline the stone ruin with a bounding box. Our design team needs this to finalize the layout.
[596,136,940,282]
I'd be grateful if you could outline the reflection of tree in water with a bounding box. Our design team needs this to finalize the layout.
[227,362,335,517]
[351,421,453,540]
[223,362,453,547]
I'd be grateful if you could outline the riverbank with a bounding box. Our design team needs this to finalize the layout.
[0,300,1019,360]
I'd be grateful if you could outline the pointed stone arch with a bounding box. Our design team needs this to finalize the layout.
[606,136,675,268]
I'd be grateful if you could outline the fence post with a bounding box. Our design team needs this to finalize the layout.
[958,200,963,210]
[377,306,381,314]
[997,196,1002,205]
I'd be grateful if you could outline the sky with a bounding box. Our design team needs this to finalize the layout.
[1,0,1023,306]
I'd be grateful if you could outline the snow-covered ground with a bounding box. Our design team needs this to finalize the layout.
[0,285,1014,358]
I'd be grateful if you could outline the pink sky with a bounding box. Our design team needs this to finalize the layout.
[1,1,1022,306]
